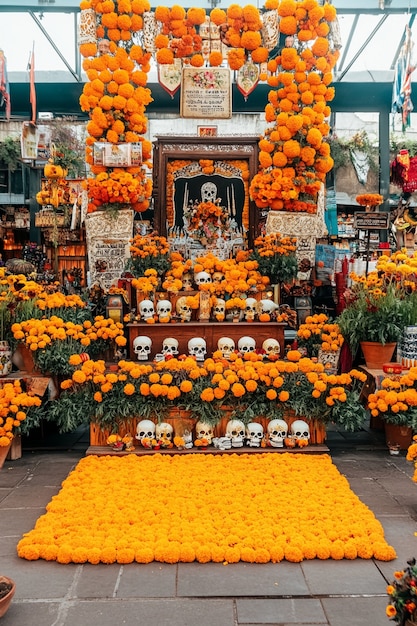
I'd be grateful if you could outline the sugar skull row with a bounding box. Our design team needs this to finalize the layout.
[137,297,279,324]
[133,336,280,361]
[135,419,310,449]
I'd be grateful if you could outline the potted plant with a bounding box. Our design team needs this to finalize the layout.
[0,575,15,618]
[386,558,417,625]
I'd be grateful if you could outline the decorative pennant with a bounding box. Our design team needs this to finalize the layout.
[236,61,259,100]
[158,59,182,99]
[261,9,280,51]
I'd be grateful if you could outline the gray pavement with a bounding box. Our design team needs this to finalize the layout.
[0,423,416,626]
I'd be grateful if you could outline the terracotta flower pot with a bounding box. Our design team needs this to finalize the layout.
[385,422,413,451]
[360,341,396,369]
[0,576,15,618]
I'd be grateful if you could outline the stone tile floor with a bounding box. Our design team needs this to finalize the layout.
[0,422,415,626]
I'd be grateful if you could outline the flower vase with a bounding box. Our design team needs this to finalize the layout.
[0,442,11,470]
[0,576,15,618]
[360,341,396,369]
[0,341,12,377]
[384,422,413,451]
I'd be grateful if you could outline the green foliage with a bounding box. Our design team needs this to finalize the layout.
[0,136,21,172]
[249,248,298,285]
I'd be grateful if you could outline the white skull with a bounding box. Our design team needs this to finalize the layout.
[188,337,207,361]
[181,272,194,291]
[238,336,256,354]
[139,299,155,321]
[246,422,264,447]
[262,338,281,357]
[217,336,235,360]
[195,420,213,444]
[201,181,217,203]
[225,419,245,447]
[133,335,152,361]
[267,419,288,448]
[212,271,225,284]
[291,419,310,442]
[156,422,173,445]
[194,271,212,286]
[156,299,172,321]
[212,297,226,321]
[258,299,279,316]
[161,337,179,357]
[176,296,192,322]
[244,297,258,322]
[136,419,156,442]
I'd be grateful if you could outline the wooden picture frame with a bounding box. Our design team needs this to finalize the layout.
[152,136,260,250]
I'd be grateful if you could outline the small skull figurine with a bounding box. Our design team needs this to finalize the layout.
[156,422,174,447]
[156,299,172,323]
[194,271,212,287]
[212,271,225,285]
[225,419,245,447]
[195,421,214,444]
[212,297,226,322]
[258,299,279,319]
[237,336,256,354]
[217,336,235,360]
[181,272,194,291]
[267,419,288,448]
[133,335,152,361]
[139,299,155,321]
[290,419,310,444]
[246,422,264,447]
[176,296,192,322]
[262,338,281,359]
[161,337,179,358]
[188,337,207,362]
[244,297,258,322]
[136,419,156,444]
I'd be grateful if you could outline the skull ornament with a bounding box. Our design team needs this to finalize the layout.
[139,299,155,321]
[156,299,172,322]
[194,271,212,286]
[176,296,192,322]
[212,297,226,322]
[267,419,288,448]
[225,419,245,447]
[133,335,152,361]
[244,297,258,322]
[136,419,156,444]
[258,299,279,318]
[238,336,256,354]
[201,181,217,203]
[217,336,235,360]
[195,421,213,444]
[290,420,310,443]
[181,272,194,291]
[262,338,281,358]
[156,422,173,447]
[188,337,207,361]
[161,337,179,358]
[246,422,264,447]
[212,271,225,285]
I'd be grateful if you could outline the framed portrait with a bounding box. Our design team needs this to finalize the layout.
[198,126,218,137]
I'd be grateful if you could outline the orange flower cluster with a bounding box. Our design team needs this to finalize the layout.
[16,453,396,564]
[0,381,41,446]
[367,367,417,428]
[79,0,153,213]
[250,0,338,213]
[154,6,206,66]
[297,313,344,358]
[356,193,384,207]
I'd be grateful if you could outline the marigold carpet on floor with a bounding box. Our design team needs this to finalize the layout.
[17,453,396,565]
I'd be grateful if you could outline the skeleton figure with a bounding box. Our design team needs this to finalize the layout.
[188,337,207,361]
[262,338,281,358]
[246,422,264,447]
[217,336,235,360]
[136,419,156,444]
[156,299,172,323]
[133,335,152,361]
[161,337,179,358]
[194,271,212,286]
[212,436,232,450]
[290,420,310,444]
[195,421,214,444]
[244,297,258,322]
[267,419,288,448]
[156,422,174,447]
[181,272,194,291]
[212,297,226,322]
[139,299,155,321]
[176,296,192,322]
[237,336,256,354]
[225,419,245,447]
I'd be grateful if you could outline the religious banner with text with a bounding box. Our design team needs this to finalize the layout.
[180,68,231,119]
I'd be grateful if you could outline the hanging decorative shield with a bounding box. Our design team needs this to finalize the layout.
[261,10,280,51]
[78,8,97,45]
[158,58,182,99]
[236,61,259,100]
